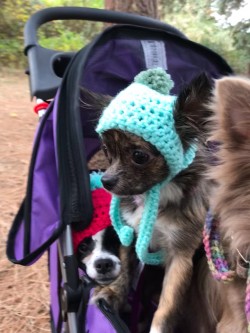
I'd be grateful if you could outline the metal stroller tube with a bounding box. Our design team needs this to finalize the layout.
[58,226,80,333]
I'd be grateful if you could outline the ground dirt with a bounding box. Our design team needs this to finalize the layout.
[0,70,50,332]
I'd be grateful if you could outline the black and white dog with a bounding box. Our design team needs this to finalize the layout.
[76,226,135,310]
[77,226,122,285]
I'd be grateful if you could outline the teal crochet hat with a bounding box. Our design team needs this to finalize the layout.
[96,68,197,265]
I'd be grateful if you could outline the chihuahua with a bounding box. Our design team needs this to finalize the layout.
[203,76,250,333]
[83,71,213,333]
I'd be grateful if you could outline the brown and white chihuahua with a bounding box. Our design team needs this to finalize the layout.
[203,76,250,333]
[82,73,213,333]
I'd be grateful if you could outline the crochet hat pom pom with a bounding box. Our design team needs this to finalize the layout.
[90,171,103,190]
[119,225,134,246]
[134,67,174,95]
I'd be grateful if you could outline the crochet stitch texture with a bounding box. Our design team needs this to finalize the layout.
[96,68,197,265]
[72,172,111,252]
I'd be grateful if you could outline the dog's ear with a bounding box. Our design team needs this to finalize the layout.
[174,73,213,149]
[214,77,250,142]
[80,87,112,117]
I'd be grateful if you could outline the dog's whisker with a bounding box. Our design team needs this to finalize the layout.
[236,248,250,265]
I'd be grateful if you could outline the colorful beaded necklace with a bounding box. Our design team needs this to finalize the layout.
[203,210,250,332]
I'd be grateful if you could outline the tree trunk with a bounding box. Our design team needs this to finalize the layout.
[105,0,159,19]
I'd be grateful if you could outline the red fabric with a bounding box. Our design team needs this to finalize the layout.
[34,102,49,114]
[72,188,112,252]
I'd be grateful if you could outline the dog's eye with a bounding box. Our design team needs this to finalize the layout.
[78,243,89,254]
[132,150,150,165]
[102,144,112,163]
[102,144,108,156]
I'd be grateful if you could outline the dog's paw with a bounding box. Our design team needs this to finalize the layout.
[150,310,171,333]
[91,286,123,311]
[149,327,162,333]
[149,322,174,333]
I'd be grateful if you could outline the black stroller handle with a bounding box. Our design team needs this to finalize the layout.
[24,7,187,100]
[24,6,186,52]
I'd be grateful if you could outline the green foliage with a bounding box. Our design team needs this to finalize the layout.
[38,19,103,51]
[0,0,104,67]
[0,39,25,67]
[0,0,43,67]
[37,0,104,52]
[216,0,244,16]
[214,0,250,73]
[39,31,84,51]
[160,0,249,74]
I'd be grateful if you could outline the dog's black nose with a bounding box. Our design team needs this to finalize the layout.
[95,258,114,274]
[101,174,118,191]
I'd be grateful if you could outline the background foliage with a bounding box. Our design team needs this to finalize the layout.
[0,0,103,67]
[160,0,249,74]
[0,0,249,74]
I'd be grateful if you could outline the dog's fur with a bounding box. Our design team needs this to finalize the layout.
[83,73,214,333]
[203,76,250,333]
[77,226,135,310]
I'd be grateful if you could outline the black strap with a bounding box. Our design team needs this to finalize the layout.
[77,277,95,332]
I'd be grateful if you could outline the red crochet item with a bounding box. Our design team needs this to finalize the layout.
[72,188,112,252]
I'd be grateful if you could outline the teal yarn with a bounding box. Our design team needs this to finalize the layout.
[96,68,197,265]
[135,184,164,265]
[134,67,174,95]
[110,184,164,265]
[110,197,134,247]
[90,171,104,190]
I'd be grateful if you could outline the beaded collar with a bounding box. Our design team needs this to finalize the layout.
[203,211,250,332]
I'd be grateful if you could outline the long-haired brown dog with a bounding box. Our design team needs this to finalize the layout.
[82,71,213,333]
[202,76,250,333]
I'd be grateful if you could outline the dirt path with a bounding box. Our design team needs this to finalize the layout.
[0,70,50,332]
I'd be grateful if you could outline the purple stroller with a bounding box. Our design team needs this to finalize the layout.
[6,7,233,333]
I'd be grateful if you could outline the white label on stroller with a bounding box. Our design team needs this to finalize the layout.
[141,40,167,70]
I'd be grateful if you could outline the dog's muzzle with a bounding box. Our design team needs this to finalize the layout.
[101,174,118,191]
